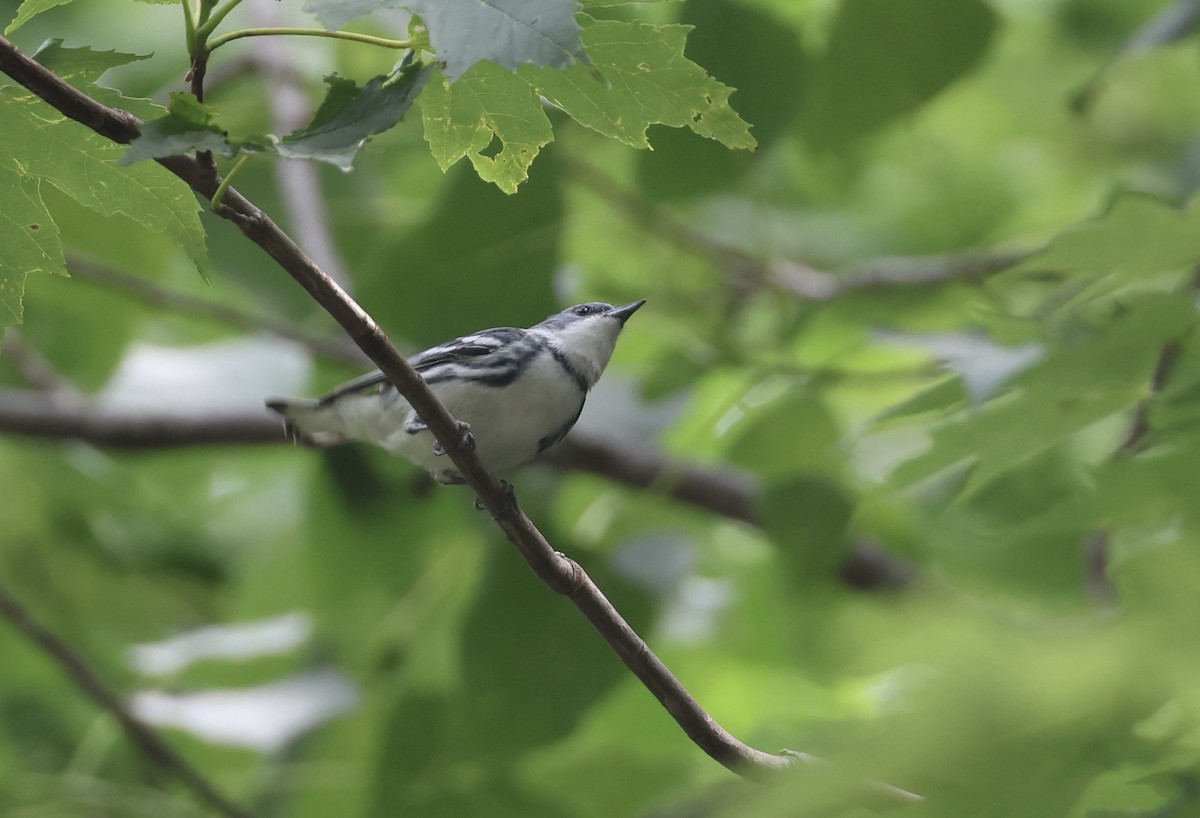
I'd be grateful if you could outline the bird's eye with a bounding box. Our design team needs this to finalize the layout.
[573,305,592,316]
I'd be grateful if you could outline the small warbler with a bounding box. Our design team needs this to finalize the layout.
[267,300,645,484]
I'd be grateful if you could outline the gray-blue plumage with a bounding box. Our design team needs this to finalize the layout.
[267,301,644,483]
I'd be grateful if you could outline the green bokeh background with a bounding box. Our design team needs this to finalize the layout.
[2,1,1200,816]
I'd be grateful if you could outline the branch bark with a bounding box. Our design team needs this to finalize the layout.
[0,580,253,818]
[0,35,843,786]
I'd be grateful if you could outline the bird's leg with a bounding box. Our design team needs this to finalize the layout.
[474,479,515,511]
[432,420,474,456]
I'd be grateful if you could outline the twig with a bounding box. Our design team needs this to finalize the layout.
[0,579,253,818]
[66,257,367,366]
[0,35,845,786]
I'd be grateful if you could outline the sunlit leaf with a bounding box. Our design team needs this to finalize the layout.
[1019,193,1200,278]
[4,0,74,34]
[0,170,63,327]
[525,16,756,151]
[421,62,554,193]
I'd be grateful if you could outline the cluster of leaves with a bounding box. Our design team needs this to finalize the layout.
[3,0,1200,817]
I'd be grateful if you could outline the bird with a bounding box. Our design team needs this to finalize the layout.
[266,300,645,484]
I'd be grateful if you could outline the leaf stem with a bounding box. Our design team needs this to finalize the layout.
[196,0,245,40]
[182,0,198,58]
[211,153,250,211]
[206,27,416,53]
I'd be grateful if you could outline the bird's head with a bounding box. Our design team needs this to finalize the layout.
[531,300,645,386]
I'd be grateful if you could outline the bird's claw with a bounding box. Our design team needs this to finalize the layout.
[433,420,474,457]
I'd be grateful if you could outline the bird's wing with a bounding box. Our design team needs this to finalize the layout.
[315,327,526,405]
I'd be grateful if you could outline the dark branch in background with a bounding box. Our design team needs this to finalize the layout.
[0,580,252,818]
[0,35,883,790]
[562,156,1031,299]
[67,257,367,365]
[547,437,917,591]
[0,389,280,448]
[0,388,917,591]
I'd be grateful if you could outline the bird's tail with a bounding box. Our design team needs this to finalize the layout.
[265,398,353,446]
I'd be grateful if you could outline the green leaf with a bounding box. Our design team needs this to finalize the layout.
[123,67,430,172]
[804,0,996,148]
[414,0,587,81]
[121,93,240,166]
[0,86,209,278]
[888,293,1198,495]
[421,62,554,193]
[31,41,162,121]
[302,0,587,81]
[4,0,74,34]
[0,170,63,327]
[302,0,394,29]
[1017,193,1200,278]
[269,65,432,171]
[523,16,756,151]
[635,0,806,200]
[30,39,151,81]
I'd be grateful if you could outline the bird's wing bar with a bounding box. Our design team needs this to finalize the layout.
[409,328,525,370]
[315,328,526,405]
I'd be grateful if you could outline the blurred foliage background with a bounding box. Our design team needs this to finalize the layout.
[3,0,1200,816]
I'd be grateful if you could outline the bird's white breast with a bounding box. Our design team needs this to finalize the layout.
[382,349,585,482]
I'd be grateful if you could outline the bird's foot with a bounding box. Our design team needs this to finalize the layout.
[432,420,474,457]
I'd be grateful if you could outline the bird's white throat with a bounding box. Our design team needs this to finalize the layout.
[534,318,622,387]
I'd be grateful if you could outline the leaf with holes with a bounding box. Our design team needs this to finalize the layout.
[0,169,63,327]
[523,17,755,151]
[421,62,553,193]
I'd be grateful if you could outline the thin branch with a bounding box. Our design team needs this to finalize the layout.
[562,156,1029,300]
[0,36,847,787]
[66,257,367,366]
[0,580,253,818]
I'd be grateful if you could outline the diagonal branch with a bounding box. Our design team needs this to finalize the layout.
[0,35,842,786]
[0,579,253,818]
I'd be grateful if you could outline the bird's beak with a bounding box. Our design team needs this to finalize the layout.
[607,300,646,325]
